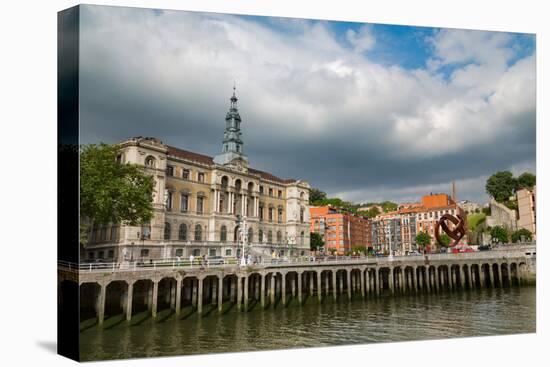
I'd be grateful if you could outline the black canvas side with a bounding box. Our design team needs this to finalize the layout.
[57,5,80,361]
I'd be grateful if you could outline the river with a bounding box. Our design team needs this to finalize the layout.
[80,286,535,361]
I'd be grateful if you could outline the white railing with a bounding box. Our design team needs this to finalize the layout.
[59,243,535,273]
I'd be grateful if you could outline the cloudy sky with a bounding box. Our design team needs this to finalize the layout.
[79,5,536,205]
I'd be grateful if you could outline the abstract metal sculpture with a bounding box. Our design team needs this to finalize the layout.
[434,209,467,247]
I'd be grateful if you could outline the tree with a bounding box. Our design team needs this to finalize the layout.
[310,232,324,251]
[439,233,451,247]
[80,144,155,244]
[485,171,517,203]
[364,206,380,218]
[490,226,508,244]
[511,228,532,243]
[516,172,536,189]
[309,188,327,204]
[380,201,398,212]
[416,231,431,250]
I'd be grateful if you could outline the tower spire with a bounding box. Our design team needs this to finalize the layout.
[213,86,248,170]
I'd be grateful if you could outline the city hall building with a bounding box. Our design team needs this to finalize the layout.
[84,90,311,262]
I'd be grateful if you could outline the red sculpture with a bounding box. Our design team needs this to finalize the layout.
[434,209,466,247]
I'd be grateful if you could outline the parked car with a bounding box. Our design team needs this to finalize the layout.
[478,244,492,251]
[208,256,225,265]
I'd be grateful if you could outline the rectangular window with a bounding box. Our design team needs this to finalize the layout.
[166,191,173,211]
[259,186,264,194]
[98,251,104,259]
[180,194,188,212]
[175,249,183,257]
[278,190,282,198]
[107,250,114,258]
[88,252,95,260]
[182,169,190,180]
[209,248,217,257]
[269,188,273,196]
[140,249,149,257]
[192,249,201,256]
[198,172,205,182]
[166,165,174,176]
[197,197,204,213]
[225,249,232,256]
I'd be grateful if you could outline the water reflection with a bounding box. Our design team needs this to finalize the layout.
[80,287,535,361]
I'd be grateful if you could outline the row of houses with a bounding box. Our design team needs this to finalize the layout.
[310,193,464,255]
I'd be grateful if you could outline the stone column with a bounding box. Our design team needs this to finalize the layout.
[346,270,352,299]
[126,282,134,321]
[255,276,261,300]
[297,272,302,304]
[446,266,451,291]
[377,268,382,295]
[309,272,315,297]
[211,278,218,305]
[506,263,511,287]
[237,276,242,310]
[480,265,486,288]
[389,267,394,294]
[360,269,365,298]
[489,264,495,288]
[291,274,297,297]
[170,280,176,309]
[217,276,224,312]
[400,269,406,294]
[152,281,159,318]
[270,274,276,306]
[470,266,476,289]
[281,273,287,306]
[244,276,249,311]
[266,274,270,310]
[197,277,203,315]
[461,266,467,289]
[317,271,322,302]
[332,270,338,300]
[98,283,106,326]
[412,267,417,292]
[175,278,182,316]
[497,264,503,288]
[435,266,441,292]
[365,269,370,295]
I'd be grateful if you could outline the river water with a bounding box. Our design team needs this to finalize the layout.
[80,287,536,361]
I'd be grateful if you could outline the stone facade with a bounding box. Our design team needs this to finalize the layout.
[517,186,536,239]
[84,90,310,262]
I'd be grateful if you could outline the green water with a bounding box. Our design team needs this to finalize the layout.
[80,287,536,361]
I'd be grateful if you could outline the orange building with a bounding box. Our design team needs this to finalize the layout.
[310,206,372,255]
[415,193,466,247]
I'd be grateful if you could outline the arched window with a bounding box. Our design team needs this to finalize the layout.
[300,231,305,245]
[300,191,305,200]
[145,155,156,168]
[259,230,263,242]
[220,225,227,242]
[248,227,253,243]
[277,231,282,244]
[164,222,171,240]
[300,207,305,223]
[268,230,273,244]
[194,224,202,241]
[178,223,187,240]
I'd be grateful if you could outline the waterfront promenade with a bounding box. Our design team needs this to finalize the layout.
[59,244,536,326]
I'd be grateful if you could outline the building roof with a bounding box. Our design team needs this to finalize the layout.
[166,145,296,184]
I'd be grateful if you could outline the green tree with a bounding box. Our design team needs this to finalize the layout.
[490,226,508,244]
[516,172,536,189]
[310,232,325,251]
[80,144,155,244]
[485,171,517,203]
[511,228,532,243]
[309,188,327,204]
[351,245,366,254]
[439,233,451,247]
[416,231,431,250]
[364,206,380,218]
[380,201,398,212]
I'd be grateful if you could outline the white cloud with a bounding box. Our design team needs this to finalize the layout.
[79,6,535,204]
[346,25,375,53]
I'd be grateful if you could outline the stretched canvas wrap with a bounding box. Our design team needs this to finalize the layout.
[57,4,537,362]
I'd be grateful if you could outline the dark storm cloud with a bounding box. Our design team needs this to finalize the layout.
[78,5,536,204]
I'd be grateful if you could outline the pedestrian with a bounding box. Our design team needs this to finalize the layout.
[189,254,195,268]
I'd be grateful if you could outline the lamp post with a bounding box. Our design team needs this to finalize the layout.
[387,221,394,260]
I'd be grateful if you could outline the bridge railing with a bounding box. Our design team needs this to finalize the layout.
[59,244,535,273]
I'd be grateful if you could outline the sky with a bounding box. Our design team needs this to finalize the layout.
[79,5,536,205]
